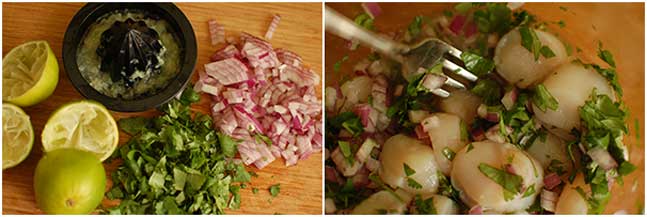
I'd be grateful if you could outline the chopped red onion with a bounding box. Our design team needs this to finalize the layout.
[208,19,225,45]
[543,172,562,190]
[414,125,429,140]
[264,14,281,40]
[501,88,518,110]
[449,15,466,35]
[471,127,486,141]
[200,33,321,169]
[485,124,511,143]
[464,21,478,37]
[361,2,382,19]
[468,205,483,215]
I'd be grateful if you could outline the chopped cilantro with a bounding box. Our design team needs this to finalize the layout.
[618,161,637,176]
[522,184,536,198]
[559,6,568,11]
[443,10,453,17]
[532,84,559,112]
[414,195,437,214]
[466,143,475,153]
[105,90,250,214]
[478,163,523,197]
[353,13,374,30]
[597,42,616,67]
[269,184,281,197]
[407,16,424,40]
[338,141,355,165]
[471,78,502,105]
[473,3,513,34]
[540,45,556,58]
[455,3,474,13]
[252,188,259,194]
[519,26,542,60]
[403,163,416,176]
[254,133,273,147]
[333,55,349,72]
[554,20,566,28]
[407,178,423,189]
[460,51,495,77]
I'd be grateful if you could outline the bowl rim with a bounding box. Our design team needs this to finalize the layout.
[62,2,197,112]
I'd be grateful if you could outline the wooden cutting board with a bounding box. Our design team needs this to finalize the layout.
[2,2,322,214]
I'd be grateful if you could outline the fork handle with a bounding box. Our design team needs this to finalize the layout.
[325,6,405,61]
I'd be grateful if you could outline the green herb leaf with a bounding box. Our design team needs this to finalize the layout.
[341,116,364,137]
[532,84,559,112]
[254,133,273,147]
[338,141,355,165]
[540,45,556,58]
[218,132,238,158]
[269,184,281,197]
[252,188,259,194]
[478,163,523,194]
[354,13,374,30]
[118,117,151,135]
[519,26,542,60]
[522,184,536,198]
[403,163,416,176]
[473,3,513,34]
[414,195,437,214]
[618,161,637,176]
[455,3,473,13]
[179,85,200,105]
[333,55,349,72]
[460,51,495,77]
[471,79,502,105]
[466,143,474,153]
[407,16,424,39]
[597,42,616,68]
[407,177,423,189]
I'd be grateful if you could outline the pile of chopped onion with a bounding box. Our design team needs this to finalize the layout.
[198,27,321,169]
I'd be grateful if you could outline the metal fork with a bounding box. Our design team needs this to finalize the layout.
[325,6,478,97]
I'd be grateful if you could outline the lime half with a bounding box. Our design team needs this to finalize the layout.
[41,101,118,161]
[3,103,34,169]
[3,40,59,107]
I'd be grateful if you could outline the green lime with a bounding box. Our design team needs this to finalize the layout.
[34,148,106,214]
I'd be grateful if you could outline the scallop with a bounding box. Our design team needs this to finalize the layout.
[494,28,568,88]
[424,113,469,175]
[533,63,615,134]
[554,174,589,214]
[379,134,440,195]
[351,189,413,214]
[438,89,482,125]
[417,195,460,214]
[526,132,572,173]
[340,75,373,111]
[451,141,544,213]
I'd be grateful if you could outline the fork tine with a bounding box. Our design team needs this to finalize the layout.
[431,88,451,98]
[444,75,466,89]
[442,59,478,82]
[445,44,463,60]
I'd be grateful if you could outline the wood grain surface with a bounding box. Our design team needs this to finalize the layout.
[2,2,322,214]
[326,2,644,214]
